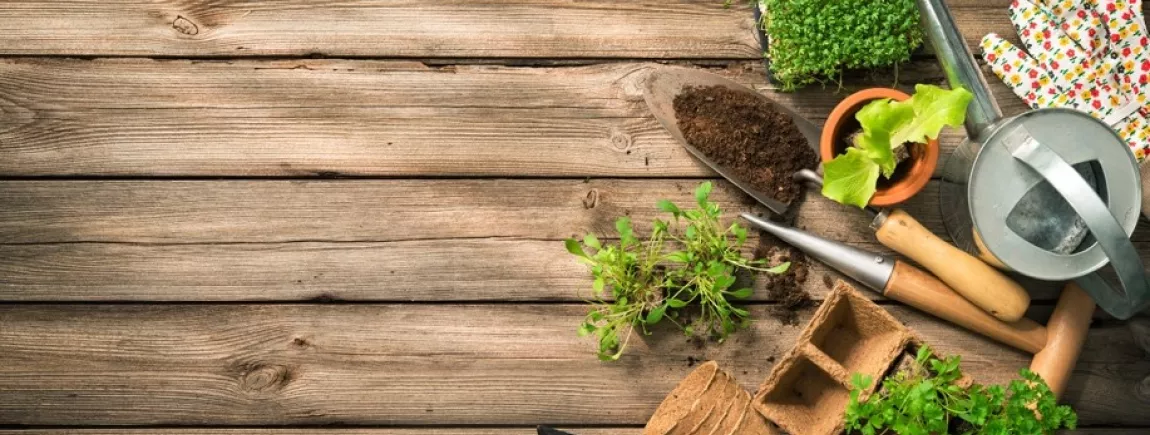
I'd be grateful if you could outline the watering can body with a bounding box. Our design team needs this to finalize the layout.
[920,0,1150,318]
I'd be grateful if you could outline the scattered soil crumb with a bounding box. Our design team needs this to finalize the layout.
[687,335,706,350]
[754,226,813,326]
[673,85,819,204]
[822,274,834,289]
[767,356,776,363]
[687,356,701,367]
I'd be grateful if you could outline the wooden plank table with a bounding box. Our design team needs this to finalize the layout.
[0,1,1147,433]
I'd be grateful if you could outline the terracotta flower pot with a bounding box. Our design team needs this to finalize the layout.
[820,88,939,207]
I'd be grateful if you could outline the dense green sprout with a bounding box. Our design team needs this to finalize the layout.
[760,0,924,90]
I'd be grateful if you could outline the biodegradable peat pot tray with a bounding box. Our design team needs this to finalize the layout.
[753,281,917,435]
[643,361,774,435]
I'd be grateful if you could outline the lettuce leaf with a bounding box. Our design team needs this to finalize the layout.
[853,98,914,178]
[823,85,971,207]
[889,84,973,147]
[822,147,881,208]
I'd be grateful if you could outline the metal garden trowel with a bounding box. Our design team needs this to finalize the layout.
[920,0,1149,318]
[641,66,1032,323]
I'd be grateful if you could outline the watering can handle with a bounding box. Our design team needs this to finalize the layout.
[917,0,1002,139]
[1004,129,1150,319]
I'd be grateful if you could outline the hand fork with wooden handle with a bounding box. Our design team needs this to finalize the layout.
[793,169,1031,322]
[641,65,1032,322]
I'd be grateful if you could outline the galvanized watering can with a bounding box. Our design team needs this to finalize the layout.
[921,0,1149,318]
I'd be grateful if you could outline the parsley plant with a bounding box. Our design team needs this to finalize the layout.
[845,345,1077,435]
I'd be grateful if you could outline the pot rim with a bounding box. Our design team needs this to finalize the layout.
[820,87,939,207]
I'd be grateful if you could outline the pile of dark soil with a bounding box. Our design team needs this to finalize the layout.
[673,85,819,204]
[755,227,812,326]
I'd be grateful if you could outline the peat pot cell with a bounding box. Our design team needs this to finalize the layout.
[808,291,907,378]
[760,356,849,435]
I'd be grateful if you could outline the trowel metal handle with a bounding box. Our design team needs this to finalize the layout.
[740,213,1048,353]
[740,213,894,290]
[917,0,1003,138]
[874,209,1032,322]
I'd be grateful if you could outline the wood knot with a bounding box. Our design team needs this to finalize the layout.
[582,189,600,209]
[172,16,200,36]
[236,362,293,395]
[291,337,312,349]
[608,128,632,151]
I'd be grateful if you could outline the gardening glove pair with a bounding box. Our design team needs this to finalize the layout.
[981,0,1150,160]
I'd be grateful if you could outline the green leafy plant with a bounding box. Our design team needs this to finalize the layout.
[566,182,789,360]
[845,345,1077,435]
[757,0,924,91]
[659,182,789,339]
[565,217,668,361]
[823,84,973,207]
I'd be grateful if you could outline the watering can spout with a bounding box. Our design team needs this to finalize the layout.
[917,0,1002,140]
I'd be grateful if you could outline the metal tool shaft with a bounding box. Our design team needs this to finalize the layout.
[740,213,894,292]
[917,0,1003,139]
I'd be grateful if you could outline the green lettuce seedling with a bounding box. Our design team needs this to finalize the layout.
[823,84,973,208]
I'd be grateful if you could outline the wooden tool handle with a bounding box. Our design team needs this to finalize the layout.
[884,261,1047,354]
[1030,282,1094,399]
[875,209,1030,322]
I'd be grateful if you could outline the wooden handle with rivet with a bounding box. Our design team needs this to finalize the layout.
[884,261,1047,354]
[1029,282,1094,399]
[875,208,1031,322]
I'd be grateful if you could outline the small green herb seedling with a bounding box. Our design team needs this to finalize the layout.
[566,182,789,360]
[845,345,1077,435]
[566,216,669,361]
[660,182,789,340]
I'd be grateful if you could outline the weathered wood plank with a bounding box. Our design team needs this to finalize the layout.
[2,177,1145,246]
[0,239,843,302]
[0,178,876,302]
[2,0,1132,59]
[0,429,1143,435]
[0,1,761,58]
[0,179,869,245]
[0,304,1145,426]
[1,178,1140,302]
[0,238,1072,303]
[0,59,1021,177]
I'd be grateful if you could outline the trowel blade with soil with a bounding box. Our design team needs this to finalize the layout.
[641,66,821,215]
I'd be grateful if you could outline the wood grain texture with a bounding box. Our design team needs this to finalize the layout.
[0,304,1146,426]
[0,1,761,58]
[0,179,883,245]
[0,59,1021,178]
[2,0,1136,58]
[0,178,1127,302]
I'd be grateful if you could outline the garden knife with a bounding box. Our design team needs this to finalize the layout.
[642,65,1031,323]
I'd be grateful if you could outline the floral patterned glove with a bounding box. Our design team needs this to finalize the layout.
[1096,0,1148,99]
[981,0,1150,159]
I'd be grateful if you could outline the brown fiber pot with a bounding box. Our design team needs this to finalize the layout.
[820,88,939,207]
